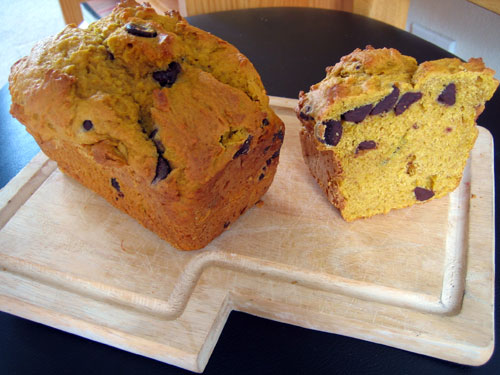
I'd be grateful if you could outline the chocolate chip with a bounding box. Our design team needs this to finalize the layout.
[414,187,434,201]
[111,178,124,197]
[342,104,373,123]
[233,135,253,159]
[356,140,377,153]
[153,139,165,154]
[437,83,456,106]
[111,178,121,192]
[271,150,280,159]
[125,23,157,38]
[395,92,422,115]
[263,146,270,154]
[152,156,172,184]
[259,173,265,180]
[323,120,342,146]
[273,130,284,142]
[223,221,230,228]
[266,158,272,166]
[299,105,314,121]
[83,120,93,131]
[107,51,115,60]
[153,62,181,87]
[371,86,400,115]
[299,112,314,121]
[262,118,269,126]
[149,129,165,154]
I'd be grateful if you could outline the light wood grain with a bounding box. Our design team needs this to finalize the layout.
[468,0,500,15]
[0,99,495,372]
[353,0,410,29]
[183,0,352,15]
[149,0,409,29]
[58,0,85,25]
[58,0,410,30]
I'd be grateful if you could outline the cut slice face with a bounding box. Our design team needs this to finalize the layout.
[296,46,499,221]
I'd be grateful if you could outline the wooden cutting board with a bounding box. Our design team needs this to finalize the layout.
[0,97,495,372]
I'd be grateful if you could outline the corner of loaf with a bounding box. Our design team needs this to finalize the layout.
[296,46,498,221]
[8,0,285,250]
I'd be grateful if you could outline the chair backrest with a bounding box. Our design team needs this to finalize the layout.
[149,0,410,29]
[59,0,410,30]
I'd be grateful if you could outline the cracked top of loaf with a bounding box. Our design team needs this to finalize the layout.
[298,45,497,130]
[9,0,279,193]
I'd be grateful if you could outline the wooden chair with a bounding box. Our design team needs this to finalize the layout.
[59,0,410,30]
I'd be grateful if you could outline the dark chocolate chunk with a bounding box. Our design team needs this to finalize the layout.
[371,86,400,115]
[153,62,181,88]
[342,104,373,123]
[262,118,270,126]
[111,178,124,197]
[153,139,165,154]
[266,158,272,166]
[299,105,314,121]
[263,146,270,154]
[437,83,456,106]
[125,23,157,38]
[152,156,172,184]
[233,135,253,159]
[107,51,115,60]
[149,129,165,153]
[273,130,284,142]
[414,187,435,201]
[271,150,280,159]
[82,120,93,131]
[299,112,314,121]
[111,178,121,192]
[323,120,342,146]
[356,140,377,153]
[395,92,422,115]
[259,173,265,181]
[223,221,230,228]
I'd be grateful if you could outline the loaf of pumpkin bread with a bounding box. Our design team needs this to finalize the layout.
[296,46,498,221]
[9,0,285,250]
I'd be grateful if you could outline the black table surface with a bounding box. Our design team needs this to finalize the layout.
[1,7,498,375]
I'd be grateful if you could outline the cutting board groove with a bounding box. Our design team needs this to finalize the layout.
[0,97,495,372]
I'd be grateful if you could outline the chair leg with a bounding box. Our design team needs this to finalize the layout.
[58,0,84,25]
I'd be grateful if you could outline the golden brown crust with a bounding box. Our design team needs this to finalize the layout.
[9,0,284,250]
[299,128,345,211]
[300,46,419,121]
